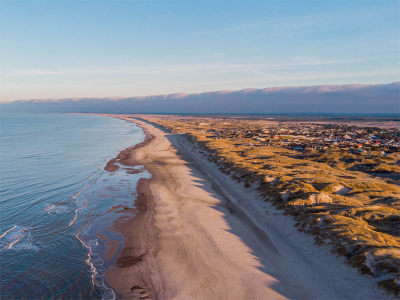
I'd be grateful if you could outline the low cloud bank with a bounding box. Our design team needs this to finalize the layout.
[2,82,399,114]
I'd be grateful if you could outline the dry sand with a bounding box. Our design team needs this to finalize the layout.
[104,117,388,299]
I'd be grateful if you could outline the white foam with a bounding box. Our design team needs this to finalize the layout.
[75,230,115,300]
[0,226,17,239]
[0,225,39,252]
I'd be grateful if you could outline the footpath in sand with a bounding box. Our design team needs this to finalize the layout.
[104,117,386,300]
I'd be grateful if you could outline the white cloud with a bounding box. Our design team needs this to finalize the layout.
[14,57,363,77]
[16,69,64,75]
[192,70,400,87]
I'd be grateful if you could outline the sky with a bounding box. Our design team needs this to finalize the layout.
[0,0,399,102]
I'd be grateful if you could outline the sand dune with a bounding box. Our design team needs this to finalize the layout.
[105,117,386,299]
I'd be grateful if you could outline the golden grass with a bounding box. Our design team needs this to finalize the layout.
[135,115,400,296]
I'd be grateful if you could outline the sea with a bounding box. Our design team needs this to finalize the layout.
[0,113,149,299]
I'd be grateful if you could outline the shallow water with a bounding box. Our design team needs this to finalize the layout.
[0,113,148,299]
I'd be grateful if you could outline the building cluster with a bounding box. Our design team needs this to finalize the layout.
[204,123,400,153]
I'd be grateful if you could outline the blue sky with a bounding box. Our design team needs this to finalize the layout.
[1,0,399,101]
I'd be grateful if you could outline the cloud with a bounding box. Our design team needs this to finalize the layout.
[16,69,64,75]
[2,82,398,114]
[208,20,273,34]
[285,57,363,66]
[175,70,399,87]
[14,57,364,77]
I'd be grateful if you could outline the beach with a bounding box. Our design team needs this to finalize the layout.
[103,116,386,299]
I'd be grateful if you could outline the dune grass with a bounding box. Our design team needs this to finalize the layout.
[136,115,400,297]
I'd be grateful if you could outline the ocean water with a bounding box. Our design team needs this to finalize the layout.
[0,113,149,299]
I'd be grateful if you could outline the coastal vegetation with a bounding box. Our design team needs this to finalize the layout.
[134,115,400,297]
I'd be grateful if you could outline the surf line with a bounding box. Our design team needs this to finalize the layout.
[75,226,97,291]
[4,235,25,250]
[67,196,89,228]
[75,225,116,300]
[0,226,17,239]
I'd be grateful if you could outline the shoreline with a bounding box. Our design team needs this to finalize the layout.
[100,120,157,299]
[102,115,387,299]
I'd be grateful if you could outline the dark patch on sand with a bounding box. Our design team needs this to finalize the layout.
[116,253,146,268]
[105,131,155,172]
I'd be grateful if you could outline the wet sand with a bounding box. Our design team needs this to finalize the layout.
[103,116,386,300]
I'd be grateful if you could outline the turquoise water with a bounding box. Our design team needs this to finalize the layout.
[0,113,148,299]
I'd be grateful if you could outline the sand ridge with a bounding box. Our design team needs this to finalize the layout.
[104,116,386,300]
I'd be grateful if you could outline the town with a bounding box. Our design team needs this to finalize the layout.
[204,122,400,153]
[146,116,400,181]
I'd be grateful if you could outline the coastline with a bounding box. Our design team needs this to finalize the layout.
[0,113,150,299]
[102,115,387,299]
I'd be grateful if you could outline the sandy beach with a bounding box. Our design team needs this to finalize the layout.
[103,116,387,300]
